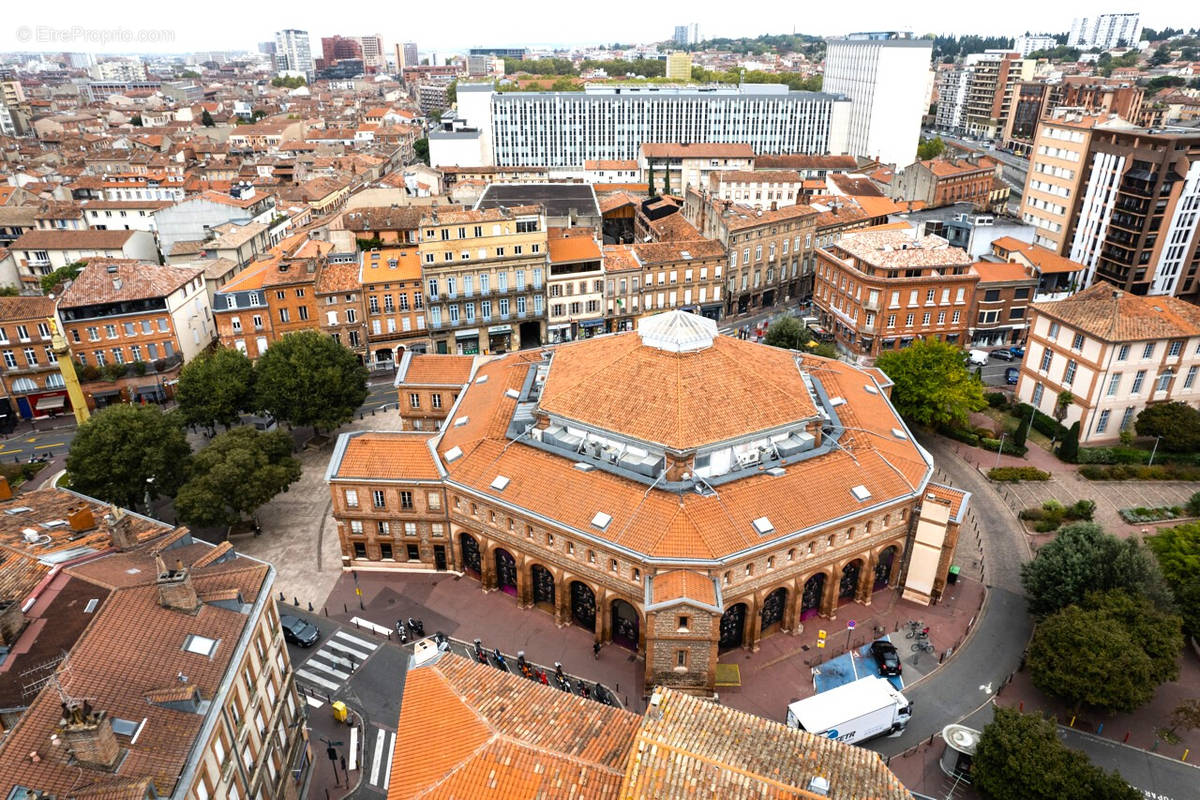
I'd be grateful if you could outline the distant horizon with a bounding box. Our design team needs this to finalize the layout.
[0,2,1191,58]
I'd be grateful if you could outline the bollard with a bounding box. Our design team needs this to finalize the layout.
[344,603,348,613]
[1183,749,1189,762]
[1097,723,1103,735]
[1069,716,1075,727]
[279,591,285,601]
[294,596,300,606]
[1151,739,1159,752]
[1123,731,1130,743]
[359,598,365,610]
[308,602,314,612]
[324,606,328,616]
[1019,701,1023,712]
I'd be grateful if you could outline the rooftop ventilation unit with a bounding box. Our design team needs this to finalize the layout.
[573,462,595,472]
[851,485,872,501]
[591,511,612,530]
[892,428,908,439]
[4,506,33,515]
[752,516,774,535]
[444,446,463,462]
[864,384,879,394]
[454,416,469,427]
[490,475,510,491]
[767,467,786,477]
[504,388,520,399]
[829,396,846,407]
[475,374,489,384]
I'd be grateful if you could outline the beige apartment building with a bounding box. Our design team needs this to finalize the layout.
[640,143,756,197]
[547,229,605,343]
[813,229,978,359]
[1016,282,1200,443]
[418,205,549,354]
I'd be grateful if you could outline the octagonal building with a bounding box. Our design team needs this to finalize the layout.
[326,310,968,695]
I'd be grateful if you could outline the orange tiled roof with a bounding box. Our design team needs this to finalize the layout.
[57,261,201,308]
[1007,242,1085,275]
[1034,281,1200,342]
[0,294,55,323]
[361,247,421,282]
[649,570,717,607]
[333,432,440,480]
[547,233,601,263]
[388,654,640,800]
[316,261,361,294]
[642,143,754,159]
[972,261,1035,283]
[602,244,640,273]
[401,354,475,386]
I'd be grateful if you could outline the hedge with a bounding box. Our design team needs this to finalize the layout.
[1012,403,1068,440]
[1020,499,1096,532]
[988,466,1050,482]
[1078,463,1200,481]
[981,437,1028,457]
[985,392,1009,408]
[1077,446,1200,466]
[940,425,981,447]
[1119,505,1184,524]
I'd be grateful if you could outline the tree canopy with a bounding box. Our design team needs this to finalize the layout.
[254,330,368,432]
[174,428,301,529]
[66,405,191,511]
[176,347,256,431]
[1135,401,1200,452]
[762,317,836,357]
[1020,521,1172,617]
[874,339,986,428]
[1027,590,1182,713]
[916,136,946,160]
[1148,521,1200,637]
[201,109,215,127]
[40,261,85,294]
[973,707,1140,800]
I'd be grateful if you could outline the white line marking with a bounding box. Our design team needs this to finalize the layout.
[345,619,388,640]
[334,629,379,650]
[325,640,372,662]
[302,658,350,680]
[383,731,396,788]
[294,669,340,692]
[369,727,385,785]
[349,724,359,772]
[304,695,324,708]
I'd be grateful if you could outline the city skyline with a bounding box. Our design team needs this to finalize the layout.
[0,1,1190,56]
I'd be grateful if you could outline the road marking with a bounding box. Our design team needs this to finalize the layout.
[369,727,385,786]
[304,695,325,709]
[294,669,340,692]
[979,682,993,694]
[326,639,372,662]
[349,724,359,772]
[336,628,381,650]
[383,731,395,788]
[0,450,21,456]
[303,658,350,680]
[35,444,59,450]
[347,618,390,638]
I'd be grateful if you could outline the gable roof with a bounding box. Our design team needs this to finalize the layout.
[1034,281,1200,342]
[57,261,201,308]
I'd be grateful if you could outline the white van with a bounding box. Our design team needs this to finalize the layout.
[967,350,989,367]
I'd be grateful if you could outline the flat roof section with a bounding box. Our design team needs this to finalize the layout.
[476,183,600,220]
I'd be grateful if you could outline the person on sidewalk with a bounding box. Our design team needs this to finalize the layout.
[593,641,601,659]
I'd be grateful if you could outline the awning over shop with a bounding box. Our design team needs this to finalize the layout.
[454,329,480,339]
[579,319,605,328]
[35,395,66,411]
[134,385,162,398]
[487,325,511,334]
[92,389,121,399]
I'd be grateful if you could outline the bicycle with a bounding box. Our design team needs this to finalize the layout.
[904,620,925,639]
[911,639,935,654]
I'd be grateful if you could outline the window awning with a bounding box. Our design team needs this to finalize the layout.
[35,395,66,411]
[454,329,480,339]
[579,319,605,328]
[92,389,121,399]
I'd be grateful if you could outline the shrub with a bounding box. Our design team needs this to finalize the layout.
[1081,463,1200,481]
[985,392,1008,408]
[1019,507,1045,521]
[1187,491,1200,517]
[1079,465,1107,480]
[981,436,1028,457]
[1034,519,1061,533]
[988,466,1050,482]
[1058,421,1080,462]
[940,425,980,447]
[153,358,167,372]
[133,360,148,376]
[101,363,127,382]
[81,364,101,381]
[1014,403,1069,440]
[1066,499,1096,521]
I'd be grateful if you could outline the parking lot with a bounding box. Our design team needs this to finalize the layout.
[969,348,1022,388]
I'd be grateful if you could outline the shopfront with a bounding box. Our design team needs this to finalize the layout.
[487,324,512,354]
[577,318,605,340]
[548,323,572,344]
[701,303,723,322]
[133,383,166,405]
[454,328,480,355]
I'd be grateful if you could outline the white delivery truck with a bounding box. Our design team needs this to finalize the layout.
[785,676,912,745]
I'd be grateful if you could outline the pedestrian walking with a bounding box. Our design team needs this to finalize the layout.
[593,641,601,659]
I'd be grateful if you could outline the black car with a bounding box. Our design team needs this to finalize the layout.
[281,614,320,647]
[870,639,902,677]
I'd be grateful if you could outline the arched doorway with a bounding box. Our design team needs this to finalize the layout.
[839,560,863,605]
[800,573,825,620]
[570,581,596,631]
[531,564,555,608]
[874,546,898,591]
[495,549,517,596]
[459,533,481,577]
[760,587,788,634]
[719,603,747,652]
[611,599,639,650]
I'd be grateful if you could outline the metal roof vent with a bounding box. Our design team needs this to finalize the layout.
[591,511,612,530]
[444,445,463,462]
[475,374,489,384]
[504,388,520,399]
[752,516,774,535]
[806,776,830,796]
[454,416,469,427]
[891,427,908,439]
[829,396,846,407]
[864,384,879,394]
[490,475,510,491]
[767,467,786,477]
[851,485,872,501]
[573,462,594,472]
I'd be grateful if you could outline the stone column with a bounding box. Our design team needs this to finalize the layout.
[480,542,496,592]
[515,559,531,608]
[554,577,569,627]
[746,596,763,653]
[858,554,876,605]
[821,569,839,619]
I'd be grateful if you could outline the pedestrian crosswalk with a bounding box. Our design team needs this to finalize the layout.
[367,725,397,789]
[295,629,379,692]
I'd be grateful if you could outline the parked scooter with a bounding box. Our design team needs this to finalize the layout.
[473,638,489,664]
[407,617,425,637]
[493,648,508,672]
[395,620,408,644]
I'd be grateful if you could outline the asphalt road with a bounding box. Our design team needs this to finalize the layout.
[0,425,75,463]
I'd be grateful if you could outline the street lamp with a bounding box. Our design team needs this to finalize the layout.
[993,431,1007,472]
[1148,435,1163,466]
[144,477,155,516]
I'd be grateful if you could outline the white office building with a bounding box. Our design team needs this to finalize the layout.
[1068,13,1141,50]
[823,32,934,168]
[274,28,314,76]
[935,66,970,132]
[1014,35,1060,57]
[433,83,851,169]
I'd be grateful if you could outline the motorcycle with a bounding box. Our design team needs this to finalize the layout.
[395,620,408,644]
[536,669,549,685]
[407,617,424,637]
[517,651,535,679]
[433,631,449,651]
[473,638,488,664]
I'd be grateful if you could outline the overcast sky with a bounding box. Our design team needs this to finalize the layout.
[0,1,1188,56]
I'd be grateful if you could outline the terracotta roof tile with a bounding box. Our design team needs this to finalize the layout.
[11,229,138,251]
[1034,280,1200,342]
[971,261,1035,283]
[333,432,440,480]
[58,261,201,308]
[401,354,475,387]
[641,143,754,159]
[361,247,421,282]
[650,570,717,606]
[0,294,55,322]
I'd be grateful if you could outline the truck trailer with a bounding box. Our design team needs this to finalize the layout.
[785,676,912,745]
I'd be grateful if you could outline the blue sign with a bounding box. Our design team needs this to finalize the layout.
[825,730,839,739]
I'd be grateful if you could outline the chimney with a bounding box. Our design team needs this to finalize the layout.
[59,702,120,771]
[0,475,11,501]
[156,555,200,614]
[0,600,28,646]
[68,505,96,533]
[105,506,138,551]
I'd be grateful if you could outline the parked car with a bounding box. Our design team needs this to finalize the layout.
[1008,345,1025,357]
[967,349,989,367]
[989,349,1015,361]
[1005,367,1019,385]
[280,614,320,647]
[869,639,902,677]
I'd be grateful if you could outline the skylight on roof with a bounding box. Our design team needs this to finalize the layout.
[864,384,879,394]
[504,388,520,399]
[851,485,872,501]
[454,416,469,427]
[892,428,908,439]
[475,374,489,384]
[84,598,98,613]
[490,475,510,491]
[444,446,463,462]
[4,506,32,515]
[591,512,612,530]
[182,634,218,657]
[829,396,846,407]
[752,516,774,535]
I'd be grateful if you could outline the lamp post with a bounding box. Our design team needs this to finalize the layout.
[1148,435,1163,466]
[144,477,155,517]
[993,432,1007,472]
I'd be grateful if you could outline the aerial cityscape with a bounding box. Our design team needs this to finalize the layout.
[0,4,1199,799]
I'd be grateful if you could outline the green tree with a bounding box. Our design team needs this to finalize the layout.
[1150,45,1172,66]
[1027,590,1182,713]
[973,707,1140,800]
[916,136,946,160]
[1148,521,1200,637]
[1059,420,1080,462]
[254,330,368,433]
[446,79,457,105]
[874,339,986,428]
[177,347,256,431]
[130,114,143,126]
[413,137,429,164]
[270,75,306,89]
[201,109,215,127]
[0,286,19,297]
[763,317,812,350]
[1021,521,1172,617]
[174,428,301,529]
[1146,75,1187,92]
[1135,401,1200,452]
[1169,698,1200,737]
[66,405,191,511]
[647,161,657,196]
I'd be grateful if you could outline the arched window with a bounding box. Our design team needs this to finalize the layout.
[11,378,37,392]
[45,373,65,388]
